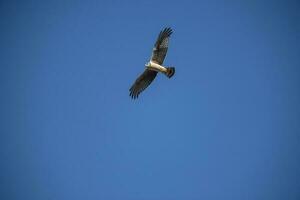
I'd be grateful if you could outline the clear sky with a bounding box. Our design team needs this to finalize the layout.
[1,0,300,199]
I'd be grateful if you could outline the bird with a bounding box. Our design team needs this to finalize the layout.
[129,27,175,99]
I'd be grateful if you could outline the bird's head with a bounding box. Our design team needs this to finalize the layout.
[145,62,151,67]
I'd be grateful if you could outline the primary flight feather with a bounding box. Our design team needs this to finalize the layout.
[129,27,175,99]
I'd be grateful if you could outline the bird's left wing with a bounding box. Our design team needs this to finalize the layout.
[129,69,158,99]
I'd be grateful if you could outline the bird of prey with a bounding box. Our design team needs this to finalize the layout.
[129,27,175,99]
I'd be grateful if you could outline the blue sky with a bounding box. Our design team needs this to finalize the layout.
[1,0,300,199]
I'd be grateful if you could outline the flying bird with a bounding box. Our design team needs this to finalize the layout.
[129,27,175,99]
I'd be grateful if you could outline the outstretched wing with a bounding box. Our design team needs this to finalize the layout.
[129,69,158,99]
[150,27,173,65]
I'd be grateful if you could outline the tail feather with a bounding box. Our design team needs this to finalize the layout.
[165,67,175,78]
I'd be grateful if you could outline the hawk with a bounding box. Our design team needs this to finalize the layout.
[129,27,175,99]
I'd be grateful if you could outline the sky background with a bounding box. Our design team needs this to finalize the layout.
[1,0,300,199]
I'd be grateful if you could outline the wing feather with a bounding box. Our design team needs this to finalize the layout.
[129,69,158,99]
[150,27,173,65]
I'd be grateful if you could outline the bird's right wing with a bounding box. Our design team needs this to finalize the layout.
[150,27,173,65]
[129,69,158,99]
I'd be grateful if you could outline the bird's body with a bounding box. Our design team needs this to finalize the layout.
[129,27,175,99]
[146,61,167,73]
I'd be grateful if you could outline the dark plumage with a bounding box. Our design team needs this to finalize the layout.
[151,27,173,64]
[129,69,157,99]
[129,27,174,99]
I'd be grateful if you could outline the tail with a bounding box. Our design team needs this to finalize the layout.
[165,67,175,78]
